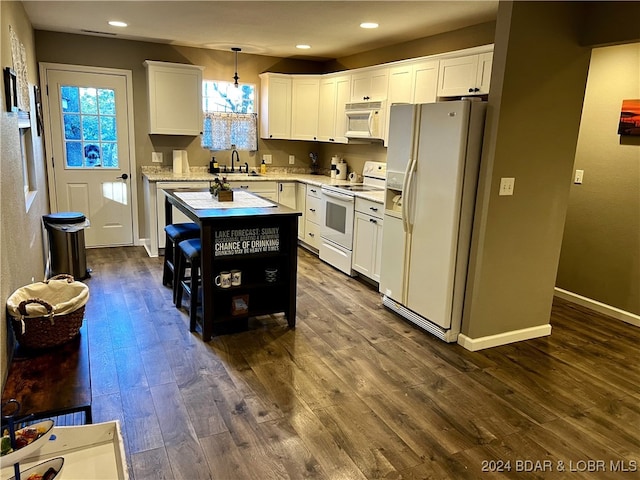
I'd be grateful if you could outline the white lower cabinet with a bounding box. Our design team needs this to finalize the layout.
[303,185,322,250]
[295,183,306,240]
[229,181,278,201]
[352,198,384,282]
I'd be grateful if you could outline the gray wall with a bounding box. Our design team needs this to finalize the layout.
[461,1,593,339]
[556,43,640,315]
[1,0,49,386]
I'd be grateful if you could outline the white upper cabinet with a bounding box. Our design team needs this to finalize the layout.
[291,76,320,141]
[476,52,493,95]
[350,67,389,102]
[384,59,439,144]
[437,52,493,97]
[412,59,439,104]
[259,73,292,139]
[144,61,204,135]
[318,74,351,143]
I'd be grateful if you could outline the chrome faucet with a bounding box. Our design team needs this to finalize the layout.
[231,148,239,172]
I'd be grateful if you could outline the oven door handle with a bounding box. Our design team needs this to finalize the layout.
[322,189,355,202]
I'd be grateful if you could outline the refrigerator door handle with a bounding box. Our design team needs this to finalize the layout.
[401,157,412,233]
[403,157,417,233]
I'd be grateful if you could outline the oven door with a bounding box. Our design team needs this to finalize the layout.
[320,188,354,249]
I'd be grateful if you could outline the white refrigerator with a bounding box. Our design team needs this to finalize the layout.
[380,100,486,342]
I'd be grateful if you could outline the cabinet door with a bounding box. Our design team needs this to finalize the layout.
[351,68,389,101]
[388,64,414,105]
[317,77,337,142]
[372,216,384,282]
[437,55,480,97]
[296,183,306,240]
[278,182,297,209]
[352,212,378,279]
[145,61,204,135]
[333,75,351,143]
[259,73,291,139]
[291,76,319,141]
[318,75,351,143]
[412,60,439,104]
[476,52,493,95]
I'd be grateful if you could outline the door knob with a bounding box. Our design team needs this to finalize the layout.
[117,173,129,180]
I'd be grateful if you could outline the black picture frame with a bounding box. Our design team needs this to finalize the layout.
[4,67,18,112]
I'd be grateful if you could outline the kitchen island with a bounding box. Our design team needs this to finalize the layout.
[164,188,301,341]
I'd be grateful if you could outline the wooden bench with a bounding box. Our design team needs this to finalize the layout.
[1,323,92,424]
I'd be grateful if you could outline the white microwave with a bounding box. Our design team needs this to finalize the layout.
[345,100,386,140]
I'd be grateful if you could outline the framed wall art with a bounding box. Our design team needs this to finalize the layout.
[618,99,640,136]
[4,67,18,112]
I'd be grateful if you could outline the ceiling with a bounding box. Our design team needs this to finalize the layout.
[22,1,498,61]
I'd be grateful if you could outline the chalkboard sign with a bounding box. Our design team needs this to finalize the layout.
[214,227,280,257]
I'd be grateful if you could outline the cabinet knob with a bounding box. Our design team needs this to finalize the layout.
[474,88,480,92]
[310,189,317,193]
[369,218,377,224]
[309,208,316,212]
[240,185,249,189]
[308,232,314,237]
[370,207,378,212]
[468,88,474,93]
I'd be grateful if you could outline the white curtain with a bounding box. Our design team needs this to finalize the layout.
[202,112,257,151]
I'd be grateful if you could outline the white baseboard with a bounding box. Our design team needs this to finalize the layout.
[458,324,552,352]
[554,287,640,327]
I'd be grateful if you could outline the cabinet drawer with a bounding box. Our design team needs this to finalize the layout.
[306,185,322,199]
[306,195,322,224]
[305,219,321,250]
[355,197,383,219]
[228,181,277,192]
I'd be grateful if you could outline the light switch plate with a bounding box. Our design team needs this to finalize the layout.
[152,152,163,163]
[574,169,584,184]
[499,177,515,196]
[289,155,295,165]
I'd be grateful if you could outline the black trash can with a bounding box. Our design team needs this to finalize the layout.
[43,212,90,280]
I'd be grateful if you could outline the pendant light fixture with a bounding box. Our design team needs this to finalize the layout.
[232,47,241,87]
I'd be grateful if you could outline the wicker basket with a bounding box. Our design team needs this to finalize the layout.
[7,274,89,350]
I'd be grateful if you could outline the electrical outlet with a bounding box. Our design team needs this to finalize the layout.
[499,177,515,196]
[289,155,295,165]
[262,154,272,164]
[151,152,163,163]
[574,169,584,184]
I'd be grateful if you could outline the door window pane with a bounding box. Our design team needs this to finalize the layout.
[65,142,83,167]
[64,113,81,140]
[82,115,99,140]
[62,85,118,168]
[61,86,79,113]
[79,87,98,114]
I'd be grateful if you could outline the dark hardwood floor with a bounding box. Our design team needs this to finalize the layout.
[84,246,639,480]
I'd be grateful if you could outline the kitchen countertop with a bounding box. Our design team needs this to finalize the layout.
[142,168,385,203]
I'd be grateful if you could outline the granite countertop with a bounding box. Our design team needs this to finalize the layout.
[142,167,385,203]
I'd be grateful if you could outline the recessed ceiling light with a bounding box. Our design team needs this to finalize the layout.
[108,21,128,28]
[360,22,379,29]
[296,44,311,50]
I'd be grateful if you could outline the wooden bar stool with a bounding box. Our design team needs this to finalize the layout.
[162,223,200,304]
[175,238,202,332]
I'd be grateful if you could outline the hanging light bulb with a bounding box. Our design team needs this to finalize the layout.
[232,47,241,88]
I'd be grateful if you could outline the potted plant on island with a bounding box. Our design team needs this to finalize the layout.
[210,177,233,202]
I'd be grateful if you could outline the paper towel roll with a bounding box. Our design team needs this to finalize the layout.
[336,160,348,180]
[181,150,190,173]
[173,150,183,174]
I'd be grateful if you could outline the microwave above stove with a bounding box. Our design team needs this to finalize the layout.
[345,100,386,141]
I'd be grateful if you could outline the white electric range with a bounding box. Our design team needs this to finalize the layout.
[319,161,386,275]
